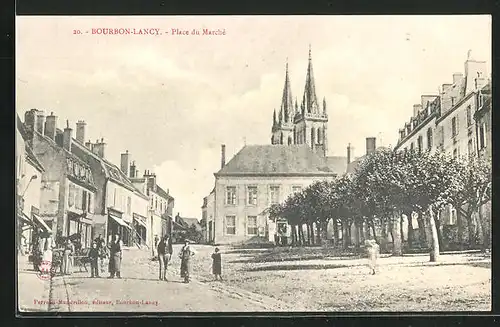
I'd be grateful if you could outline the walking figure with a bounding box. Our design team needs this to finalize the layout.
[211,247,223,281]
[108,234,123,279]
[88,242,99,278]
[179,240,195,283]
[365,239,380,275]
[157,235,173,281]
[62,238,75,275]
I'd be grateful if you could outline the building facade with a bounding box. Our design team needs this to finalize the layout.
[208,144,345,245]
[201,188,215,243]
[16,115,47,255]
[394,53,490,227]
[23,110,98,248]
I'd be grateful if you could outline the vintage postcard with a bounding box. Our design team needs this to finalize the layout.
[15,15,491,313]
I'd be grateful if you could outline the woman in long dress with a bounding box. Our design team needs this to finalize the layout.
[108,234,123,279]
[179,240,195,283]
[62,239,75,275]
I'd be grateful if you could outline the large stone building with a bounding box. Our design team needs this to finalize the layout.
[203,48,347,245]
[394,52,490,226]
[22,110,98,248]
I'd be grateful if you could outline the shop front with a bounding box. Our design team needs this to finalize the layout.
[132,213,148,246]
[107,208,132,245]
[66,211,93,249]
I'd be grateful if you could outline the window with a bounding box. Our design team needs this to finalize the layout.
[453,148,458,159]
[427,128,433,150]
[75,188,82,210]
[225,216,236,235]
[247,216,257,235]
[68,184,75,207]
[450,207,457,225]
[451,116,458,137]
[451,97,455,106]
[82,190,88,211]
[466,106,472,126]
[155,198,158,210]
[247,186,257,205]
[417,136,423,153]
[269,186,280,204]
[410,142,414,151]
[292,186,302,194]
[226,186,237,205]
[113,189,117,207]
[88,193,93,213]
[127,196,131,215]
[479,123,486,149]
[478,93,484,107]
[468,139,474,157]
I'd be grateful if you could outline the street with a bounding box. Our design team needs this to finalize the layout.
[45,244,295,312]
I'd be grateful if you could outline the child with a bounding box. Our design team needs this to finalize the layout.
[88,242,100,278]
[365,239,380,275]
[211,247,222,281]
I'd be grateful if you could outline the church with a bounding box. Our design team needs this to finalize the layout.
[202,47,347,245]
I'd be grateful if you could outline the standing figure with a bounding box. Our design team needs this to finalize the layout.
[365,239,380,275]
[108,234,123,279]
[157,235,173,281]
[211,247,223,281]
[153,235,159,258]
[88,242,100,278]
[179,240,195,283]
[62,239,75,275]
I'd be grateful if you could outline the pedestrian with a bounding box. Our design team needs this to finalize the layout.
[179,240,195,283]
[108,234,123,279]
[157,235,173,281]
[88,241,100,278]
[62,238,75,275]
[98,239,109,274]
[211,247,223,281]
[365,239,380,275]
[152,235,159,258]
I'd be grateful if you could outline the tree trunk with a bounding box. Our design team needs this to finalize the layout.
[316,222,321,245]
[465,215,476,249]
[380,219,388,253]
[299,225,306,246]
[477,204,489,252]
[369,219,378,244]
[416,212,426,245]
[310,223,315,245]
[333,220,338,247]
[435,215,443,251]
[456,207,465,250]
[406,211,414,248]
[392,212,403,256]
[359,221,365,243]
[428,206,440,262]
[342,221,349,249]
[400,215,405,244]
[354,221,361,248]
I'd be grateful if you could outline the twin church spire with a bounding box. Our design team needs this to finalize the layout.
[272,46,329,156]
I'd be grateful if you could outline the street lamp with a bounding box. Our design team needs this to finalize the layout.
[21,175,38,198]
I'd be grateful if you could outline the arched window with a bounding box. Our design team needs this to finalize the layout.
[288,136,292,145]
[280,132,284,145]
[427,128,433,150]
[317,127,322,144]
[310,127,315,147]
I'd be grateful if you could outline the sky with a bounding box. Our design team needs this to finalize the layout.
[16,15,491,219]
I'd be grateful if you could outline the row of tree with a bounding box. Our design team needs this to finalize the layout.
[269,149,491,262]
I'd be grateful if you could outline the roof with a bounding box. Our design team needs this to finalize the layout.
[155,185,174,201]
[181,217,200,227]
[215,144,340,176]
[71,141,148,200]
[25,144,45,172]
[325,156,348,175]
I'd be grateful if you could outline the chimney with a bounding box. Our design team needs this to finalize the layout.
[221,144,226,169]
[421,95,438,111]
[35,111,45,135]
[120,150,130,176]
[44,112,57,140]
[366,137,376,155]
[452,73,463,85]
[63,120,73,151]
[441,84,453,94]
[129,161,136,178]
[24,109,38,135]
[92,138,106,158]
[347,143,353,164]
[85,139,92,149]
[412,104,422,117]
[76,120,86,144]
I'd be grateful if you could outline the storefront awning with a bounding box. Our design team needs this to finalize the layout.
[133,214,148,229]
[33,214,52,233]
[109,214,132,230]
[19,212,32,224]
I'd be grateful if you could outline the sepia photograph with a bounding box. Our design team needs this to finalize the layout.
[15,15,491,313]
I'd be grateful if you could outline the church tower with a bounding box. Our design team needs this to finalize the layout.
[293,45,328,157]
[271,59,295,145]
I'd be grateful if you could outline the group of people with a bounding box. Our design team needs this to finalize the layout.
[155,237,223,283]
[87,234,123,278]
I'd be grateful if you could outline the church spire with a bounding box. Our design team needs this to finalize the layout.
[302,45,320,115]
[273,108,277,126]
[280,58,293,123]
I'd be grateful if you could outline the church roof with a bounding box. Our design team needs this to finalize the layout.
[302,46,320,115]
[215,144,342,176]
[279,61,294,124]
